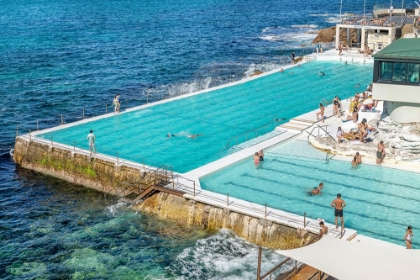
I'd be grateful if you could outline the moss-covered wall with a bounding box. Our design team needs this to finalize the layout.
[135,192,315,250]
[13,137,157,195]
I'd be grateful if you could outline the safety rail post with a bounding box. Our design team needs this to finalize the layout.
[193,181,196,196]
[227,193,229,206]
[172,173,175,190]
[82,109,85,119]
[304,212,306,228]
[257,247,262,280]
[37,119,39,130]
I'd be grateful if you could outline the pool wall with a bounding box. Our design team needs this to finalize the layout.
[134,192,316,250]
[13,137,162,196]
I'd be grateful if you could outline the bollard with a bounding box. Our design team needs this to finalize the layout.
[227,193,229,206]
[304,212,306,228]
[82,109,84,119]
[37,119,39,130]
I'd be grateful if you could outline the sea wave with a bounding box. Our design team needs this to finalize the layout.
[291,24,318,28]
[165,229,291,280]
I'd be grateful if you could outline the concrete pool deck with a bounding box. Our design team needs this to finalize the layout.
[16,49,415,250]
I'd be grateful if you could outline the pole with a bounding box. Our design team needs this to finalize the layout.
[257,247,262,280]
[193,181,196,196]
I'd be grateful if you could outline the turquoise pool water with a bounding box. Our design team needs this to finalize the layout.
[200,140,420,247]
[39,61,372,172]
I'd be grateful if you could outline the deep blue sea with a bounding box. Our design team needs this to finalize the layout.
[0,0,393,278]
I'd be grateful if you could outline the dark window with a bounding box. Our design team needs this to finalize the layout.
[392,62,407,82]
[379,62,392,81]
[407,63,420,83]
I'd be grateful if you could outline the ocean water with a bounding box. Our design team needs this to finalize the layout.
[0,0,394,278]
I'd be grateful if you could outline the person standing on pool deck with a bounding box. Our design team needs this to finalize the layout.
[405,226,413,249]
[87,130,96,155]
[330,193,346,234]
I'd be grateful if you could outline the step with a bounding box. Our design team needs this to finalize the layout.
[291,117,316,124]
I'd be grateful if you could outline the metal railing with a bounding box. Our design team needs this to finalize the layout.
[306,125,335,144]
[256,236,321,280]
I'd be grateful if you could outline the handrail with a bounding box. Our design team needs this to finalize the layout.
[257,236,321,280]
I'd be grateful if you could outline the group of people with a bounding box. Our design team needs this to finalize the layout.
[317,192,347,238]
[253,150,264,166]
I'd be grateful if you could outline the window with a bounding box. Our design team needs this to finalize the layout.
[379,62,392,81]
[392,63,407,82]
[407,63,420,83]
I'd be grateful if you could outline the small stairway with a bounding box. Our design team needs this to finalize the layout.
[277,118,315,132]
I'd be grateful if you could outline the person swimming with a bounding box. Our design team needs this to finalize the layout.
[310,182,324,195]
[254,152,260,165]
[354,83,360,88]
[167,133,175,137]
[187,133,202,139]
[318,71,326,76]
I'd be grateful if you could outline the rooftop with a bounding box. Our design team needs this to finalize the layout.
[373,38,420,60]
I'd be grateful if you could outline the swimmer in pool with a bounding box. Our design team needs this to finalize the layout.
[318,71,326,76]
[354,83,360,88]
[167,133,176,137]
[187,134,202,139]
[311,182,324,195]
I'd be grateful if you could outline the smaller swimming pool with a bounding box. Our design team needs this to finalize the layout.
[200,140,420,247]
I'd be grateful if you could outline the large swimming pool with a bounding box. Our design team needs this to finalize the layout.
[200,140,420,246]
[39,61,372,172]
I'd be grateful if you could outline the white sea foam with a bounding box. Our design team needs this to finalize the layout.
[259,35,283,42]
[106,202,127,217]
[165,229,293,280]
[262,26,282,32]
[291,24,318,28]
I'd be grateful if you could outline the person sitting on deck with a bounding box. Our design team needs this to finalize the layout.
[345,106,358,123]
[332,96,342,117]
[336,127,343,143]
[319,220,328,237]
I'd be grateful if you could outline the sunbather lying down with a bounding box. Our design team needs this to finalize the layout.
[342,129,360,141]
